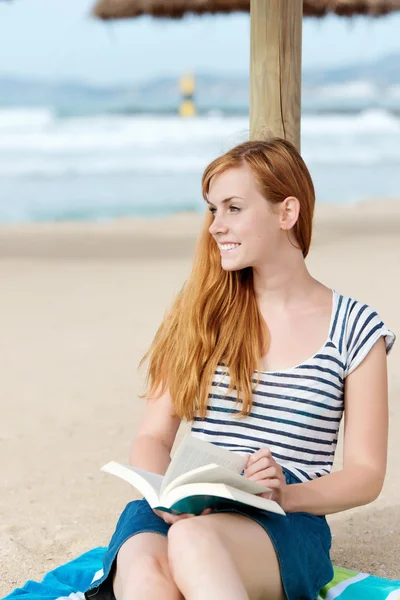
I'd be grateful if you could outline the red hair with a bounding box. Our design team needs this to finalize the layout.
[139,138,315,420]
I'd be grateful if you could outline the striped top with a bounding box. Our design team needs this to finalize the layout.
[190,289,396,482]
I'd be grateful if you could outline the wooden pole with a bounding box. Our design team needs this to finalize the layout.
[250,0,303,150]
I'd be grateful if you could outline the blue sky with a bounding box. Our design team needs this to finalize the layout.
[0,1,399,85]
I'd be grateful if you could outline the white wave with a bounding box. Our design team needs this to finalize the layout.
[0,113,249,152]
[0,107,54,131]
[0,110,398,155]
[302,109,400,135]
[0,154,210,178]
[0,109,399,178]
[303,145,400,166]
[1,139,399,178]
[313,80,378,99]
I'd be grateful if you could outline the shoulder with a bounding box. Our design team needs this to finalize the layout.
[334,292,396,377]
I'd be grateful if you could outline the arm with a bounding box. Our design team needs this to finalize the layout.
[283,337,389,515]
[129,385,181,476]
[130,386,212,523]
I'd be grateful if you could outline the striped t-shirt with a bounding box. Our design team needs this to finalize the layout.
[190,289,396,483]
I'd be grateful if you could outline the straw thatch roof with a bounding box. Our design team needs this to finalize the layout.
[93,0,400,20]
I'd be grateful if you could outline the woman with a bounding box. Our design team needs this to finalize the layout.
[85,138,396,600]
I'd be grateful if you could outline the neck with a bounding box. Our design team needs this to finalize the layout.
[252,254,318,312]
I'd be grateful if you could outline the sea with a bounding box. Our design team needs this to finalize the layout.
[1,85,400,223]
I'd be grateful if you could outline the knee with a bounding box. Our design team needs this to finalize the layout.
[115,553,183,600]
[119,553,173,588]
[168,517,221,568]
[138,553,172,579]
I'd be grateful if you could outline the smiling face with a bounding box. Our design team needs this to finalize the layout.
[207,163,287,272]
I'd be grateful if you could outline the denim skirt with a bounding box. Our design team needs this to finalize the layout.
[85,469,333,600]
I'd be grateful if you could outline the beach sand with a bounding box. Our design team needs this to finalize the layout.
[1,199,399,596]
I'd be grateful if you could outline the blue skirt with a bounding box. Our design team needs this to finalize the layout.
[85,470,333,600]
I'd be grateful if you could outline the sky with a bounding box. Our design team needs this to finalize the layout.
[0,0,399,85]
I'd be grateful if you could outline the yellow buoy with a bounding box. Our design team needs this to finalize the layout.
[179,73,196,117]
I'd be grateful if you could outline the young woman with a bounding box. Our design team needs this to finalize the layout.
[85,138,396,600]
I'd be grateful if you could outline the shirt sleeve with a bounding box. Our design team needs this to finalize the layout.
[344,301,396,377]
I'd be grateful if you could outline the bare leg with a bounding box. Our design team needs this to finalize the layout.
[168,513,285,600]
[113,532,183,600]
[168,518,249,600]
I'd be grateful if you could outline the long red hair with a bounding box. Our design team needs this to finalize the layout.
[139,138,315,420]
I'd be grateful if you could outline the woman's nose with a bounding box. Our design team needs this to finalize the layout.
[209,214,228,236]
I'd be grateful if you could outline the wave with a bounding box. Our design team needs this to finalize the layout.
[1,149,399,179]
[0,107,398,139]
[302,109,400,135]
[0,155,209,178]
[312,81,378,99]
[0,109,248,148]
[0,108,399,178]
[0,107,54,130]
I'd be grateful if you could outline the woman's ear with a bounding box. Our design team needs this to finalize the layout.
[280,196,300,230]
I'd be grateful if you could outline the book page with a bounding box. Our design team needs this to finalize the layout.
[161,435,247,493]
[101,462,163,506]
[162,463,270,497]
[226,485,286,515]
[126,466,164,496]
[162,482,286,516]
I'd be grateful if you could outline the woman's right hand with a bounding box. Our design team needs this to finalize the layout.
[153,507,213,525]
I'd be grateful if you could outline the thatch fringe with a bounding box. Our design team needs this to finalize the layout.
[93,0,400,20]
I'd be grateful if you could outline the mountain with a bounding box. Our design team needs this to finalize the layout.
[0,52,399,116]
[303,53,400,86]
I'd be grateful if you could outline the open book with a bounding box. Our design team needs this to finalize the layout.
[101,434,286,517]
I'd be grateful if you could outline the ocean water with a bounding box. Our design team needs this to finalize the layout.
[0,107,399,223]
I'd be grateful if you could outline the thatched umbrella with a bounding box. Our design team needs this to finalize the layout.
[92,0,400,149]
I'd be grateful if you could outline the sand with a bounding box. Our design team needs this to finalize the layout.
[1,199,400,596]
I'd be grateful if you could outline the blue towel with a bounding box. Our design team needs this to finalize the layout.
[4,547,400,600]
[3,548,106,600]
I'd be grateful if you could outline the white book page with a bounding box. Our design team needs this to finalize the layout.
[164,482,286,516]
[225,485,286,516]
[101,462,163,506]
[162,463,270,497]
[161,435,247,493]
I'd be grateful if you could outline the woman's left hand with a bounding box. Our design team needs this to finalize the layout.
[243,448,287,507]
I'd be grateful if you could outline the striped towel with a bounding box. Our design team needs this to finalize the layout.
[3,548,400,600]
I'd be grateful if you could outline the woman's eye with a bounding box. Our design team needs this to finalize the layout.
[208,206,239,216]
